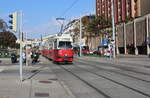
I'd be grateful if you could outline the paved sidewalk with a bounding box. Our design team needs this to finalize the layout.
[0,62,75,98]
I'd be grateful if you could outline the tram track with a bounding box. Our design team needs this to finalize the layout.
[75,60,150,83]
[56,62,150,98]
[73,61,150,97]
[77,58,150,76]
[58,64,111,98]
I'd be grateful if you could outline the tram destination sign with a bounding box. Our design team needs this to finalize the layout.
[59,38,71,41]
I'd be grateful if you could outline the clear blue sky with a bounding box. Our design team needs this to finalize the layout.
[0,0,95,38]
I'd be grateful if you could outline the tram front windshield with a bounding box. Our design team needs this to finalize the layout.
[58,41,72,49]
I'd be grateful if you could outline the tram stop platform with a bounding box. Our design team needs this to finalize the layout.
[0,64,75,98]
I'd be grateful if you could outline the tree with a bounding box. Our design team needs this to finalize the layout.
[87,16,111,35]
[0,19,18,49]
[72,15,96,37]
[0,31,17,48]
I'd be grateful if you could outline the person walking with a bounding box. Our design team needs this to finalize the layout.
[22,52,26,63]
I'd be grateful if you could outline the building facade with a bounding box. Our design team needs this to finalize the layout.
[96,0,150,23]
[63,15,98,51]
[96,0,150,55]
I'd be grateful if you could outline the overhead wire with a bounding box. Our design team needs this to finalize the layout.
[59,0,80,18]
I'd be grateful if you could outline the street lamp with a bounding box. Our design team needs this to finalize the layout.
[56,18,65,34]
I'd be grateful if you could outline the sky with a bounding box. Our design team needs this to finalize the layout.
[0,0,95,39]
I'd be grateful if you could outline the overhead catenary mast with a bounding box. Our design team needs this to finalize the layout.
[111,0,116,58]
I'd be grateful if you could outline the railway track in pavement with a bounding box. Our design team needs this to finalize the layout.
[54,61,150,98]
[76,60,150,83]
[59,64,111,98]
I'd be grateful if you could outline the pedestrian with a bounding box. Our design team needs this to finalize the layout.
[22,52,26,63]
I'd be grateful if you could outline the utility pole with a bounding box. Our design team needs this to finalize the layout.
[111,0,116,58]
[79,16,82,57]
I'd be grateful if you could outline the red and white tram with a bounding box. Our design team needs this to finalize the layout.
[41,34,74,63]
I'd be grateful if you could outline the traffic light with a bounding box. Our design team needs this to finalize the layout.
[9,12,18,32]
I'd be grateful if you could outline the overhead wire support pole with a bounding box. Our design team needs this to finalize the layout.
[146,16,150,56]
[79,16,82,57]
[111,0,116,58]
